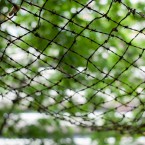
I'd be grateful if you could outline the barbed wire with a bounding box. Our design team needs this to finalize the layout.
[0,0,145,137]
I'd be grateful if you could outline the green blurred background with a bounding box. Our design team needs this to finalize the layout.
[0,0,145,144]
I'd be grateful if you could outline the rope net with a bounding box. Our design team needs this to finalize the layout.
[0,0,145,139]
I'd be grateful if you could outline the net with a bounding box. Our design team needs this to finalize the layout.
[0,0,145,138]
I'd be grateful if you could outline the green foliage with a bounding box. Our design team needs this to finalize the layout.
[0,0,145,144]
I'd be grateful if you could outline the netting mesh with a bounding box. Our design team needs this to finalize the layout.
[1,0,145,138]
